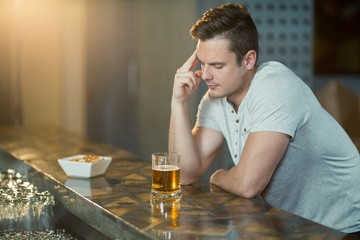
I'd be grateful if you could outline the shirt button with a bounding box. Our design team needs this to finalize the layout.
[234,154,238,158]
[231,110,235,113]
[244,128,247,132]
[236,120,239,123]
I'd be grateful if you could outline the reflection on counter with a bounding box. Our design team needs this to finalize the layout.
[65,177,110,197]
[151,199,180,240]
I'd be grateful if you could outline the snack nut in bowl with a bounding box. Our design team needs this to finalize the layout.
[58,154,112,178]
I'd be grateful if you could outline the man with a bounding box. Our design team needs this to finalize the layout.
[169,3,360,235]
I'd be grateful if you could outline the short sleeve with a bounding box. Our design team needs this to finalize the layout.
[247,72,307,138]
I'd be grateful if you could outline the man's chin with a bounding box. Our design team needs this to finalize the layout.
[209,91,224,98]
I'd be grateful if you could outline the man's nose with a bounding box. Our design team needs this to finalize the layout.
[201,65,213,81]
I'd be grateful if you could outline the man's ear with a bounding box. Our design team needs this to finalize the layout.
[244,50,257,70]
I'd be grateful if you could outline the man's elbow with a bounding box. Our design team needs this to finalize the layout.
[233,182,261,199]
[237,189,258,198]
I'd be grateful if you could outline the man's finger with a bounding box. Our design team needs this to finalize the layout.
[181,50,198,71]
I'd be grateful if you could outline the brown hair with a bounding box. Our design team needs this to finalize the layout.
[190,3,259,65]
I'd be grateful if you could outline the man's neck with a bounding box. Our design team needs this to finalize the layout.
[227,65,258,111]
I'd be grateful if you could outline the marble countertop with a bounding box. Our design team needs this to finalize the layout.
[0,126,355,239]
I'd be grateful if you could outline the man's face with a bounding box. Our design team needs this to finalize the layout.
[196,38,249,105]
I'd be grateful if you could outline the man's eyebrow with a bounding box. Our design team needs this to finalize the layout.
[198,59,225,65]
[197,56,226,66]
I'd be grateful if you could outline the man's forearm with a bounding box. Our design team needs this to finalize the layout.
[210,168,258,198]
[169,100,202,184]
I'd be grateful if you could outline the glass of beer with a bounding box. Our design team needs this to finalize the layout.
[151,152,181,201]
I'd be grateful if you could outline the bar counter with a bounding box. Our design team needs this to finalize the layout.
[0,126,357,239]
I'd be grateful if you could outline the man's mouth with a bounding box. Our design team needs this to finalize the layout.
[207,83,218,90]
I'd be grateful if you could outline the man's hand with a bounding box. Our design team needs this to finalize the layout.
[172,50,202,103]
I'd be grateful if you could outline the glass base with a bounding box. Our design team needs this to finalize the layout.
[151,190,182,202]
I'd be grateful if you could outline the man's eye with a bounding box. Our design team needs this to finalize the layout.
[214,65,223,69]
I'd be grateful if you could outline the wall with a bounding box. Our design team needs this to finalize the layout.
[61,0,86,135]
[314,76,360,93]
[0,0,197,160]
[18,1,62,127]
[0,2,13,125]
[135,1,197,159]
[0,0,86,135]
[82,1,197,160]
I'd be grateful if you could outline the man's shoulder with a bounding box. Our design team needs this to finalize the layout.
[253,61,301,89]
[256,61,291,77]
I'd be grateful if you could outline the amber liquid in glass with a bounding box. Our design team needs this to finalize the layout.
[152,165,180,194]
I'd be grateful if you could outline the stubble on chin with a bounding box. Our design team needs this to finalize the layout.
[208,90,226,99]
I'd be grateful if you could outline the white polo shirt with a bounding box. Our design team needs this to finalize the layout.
[195,61,360,233]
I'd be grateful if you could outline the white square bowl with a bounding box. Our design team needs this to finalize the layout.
[58,155,112,178]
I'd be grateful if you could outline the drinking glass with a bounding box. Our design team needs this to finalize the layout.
[151,152,181,201]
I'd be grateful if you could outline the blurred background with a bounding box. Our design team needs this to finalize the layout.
[1,0,359,164]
